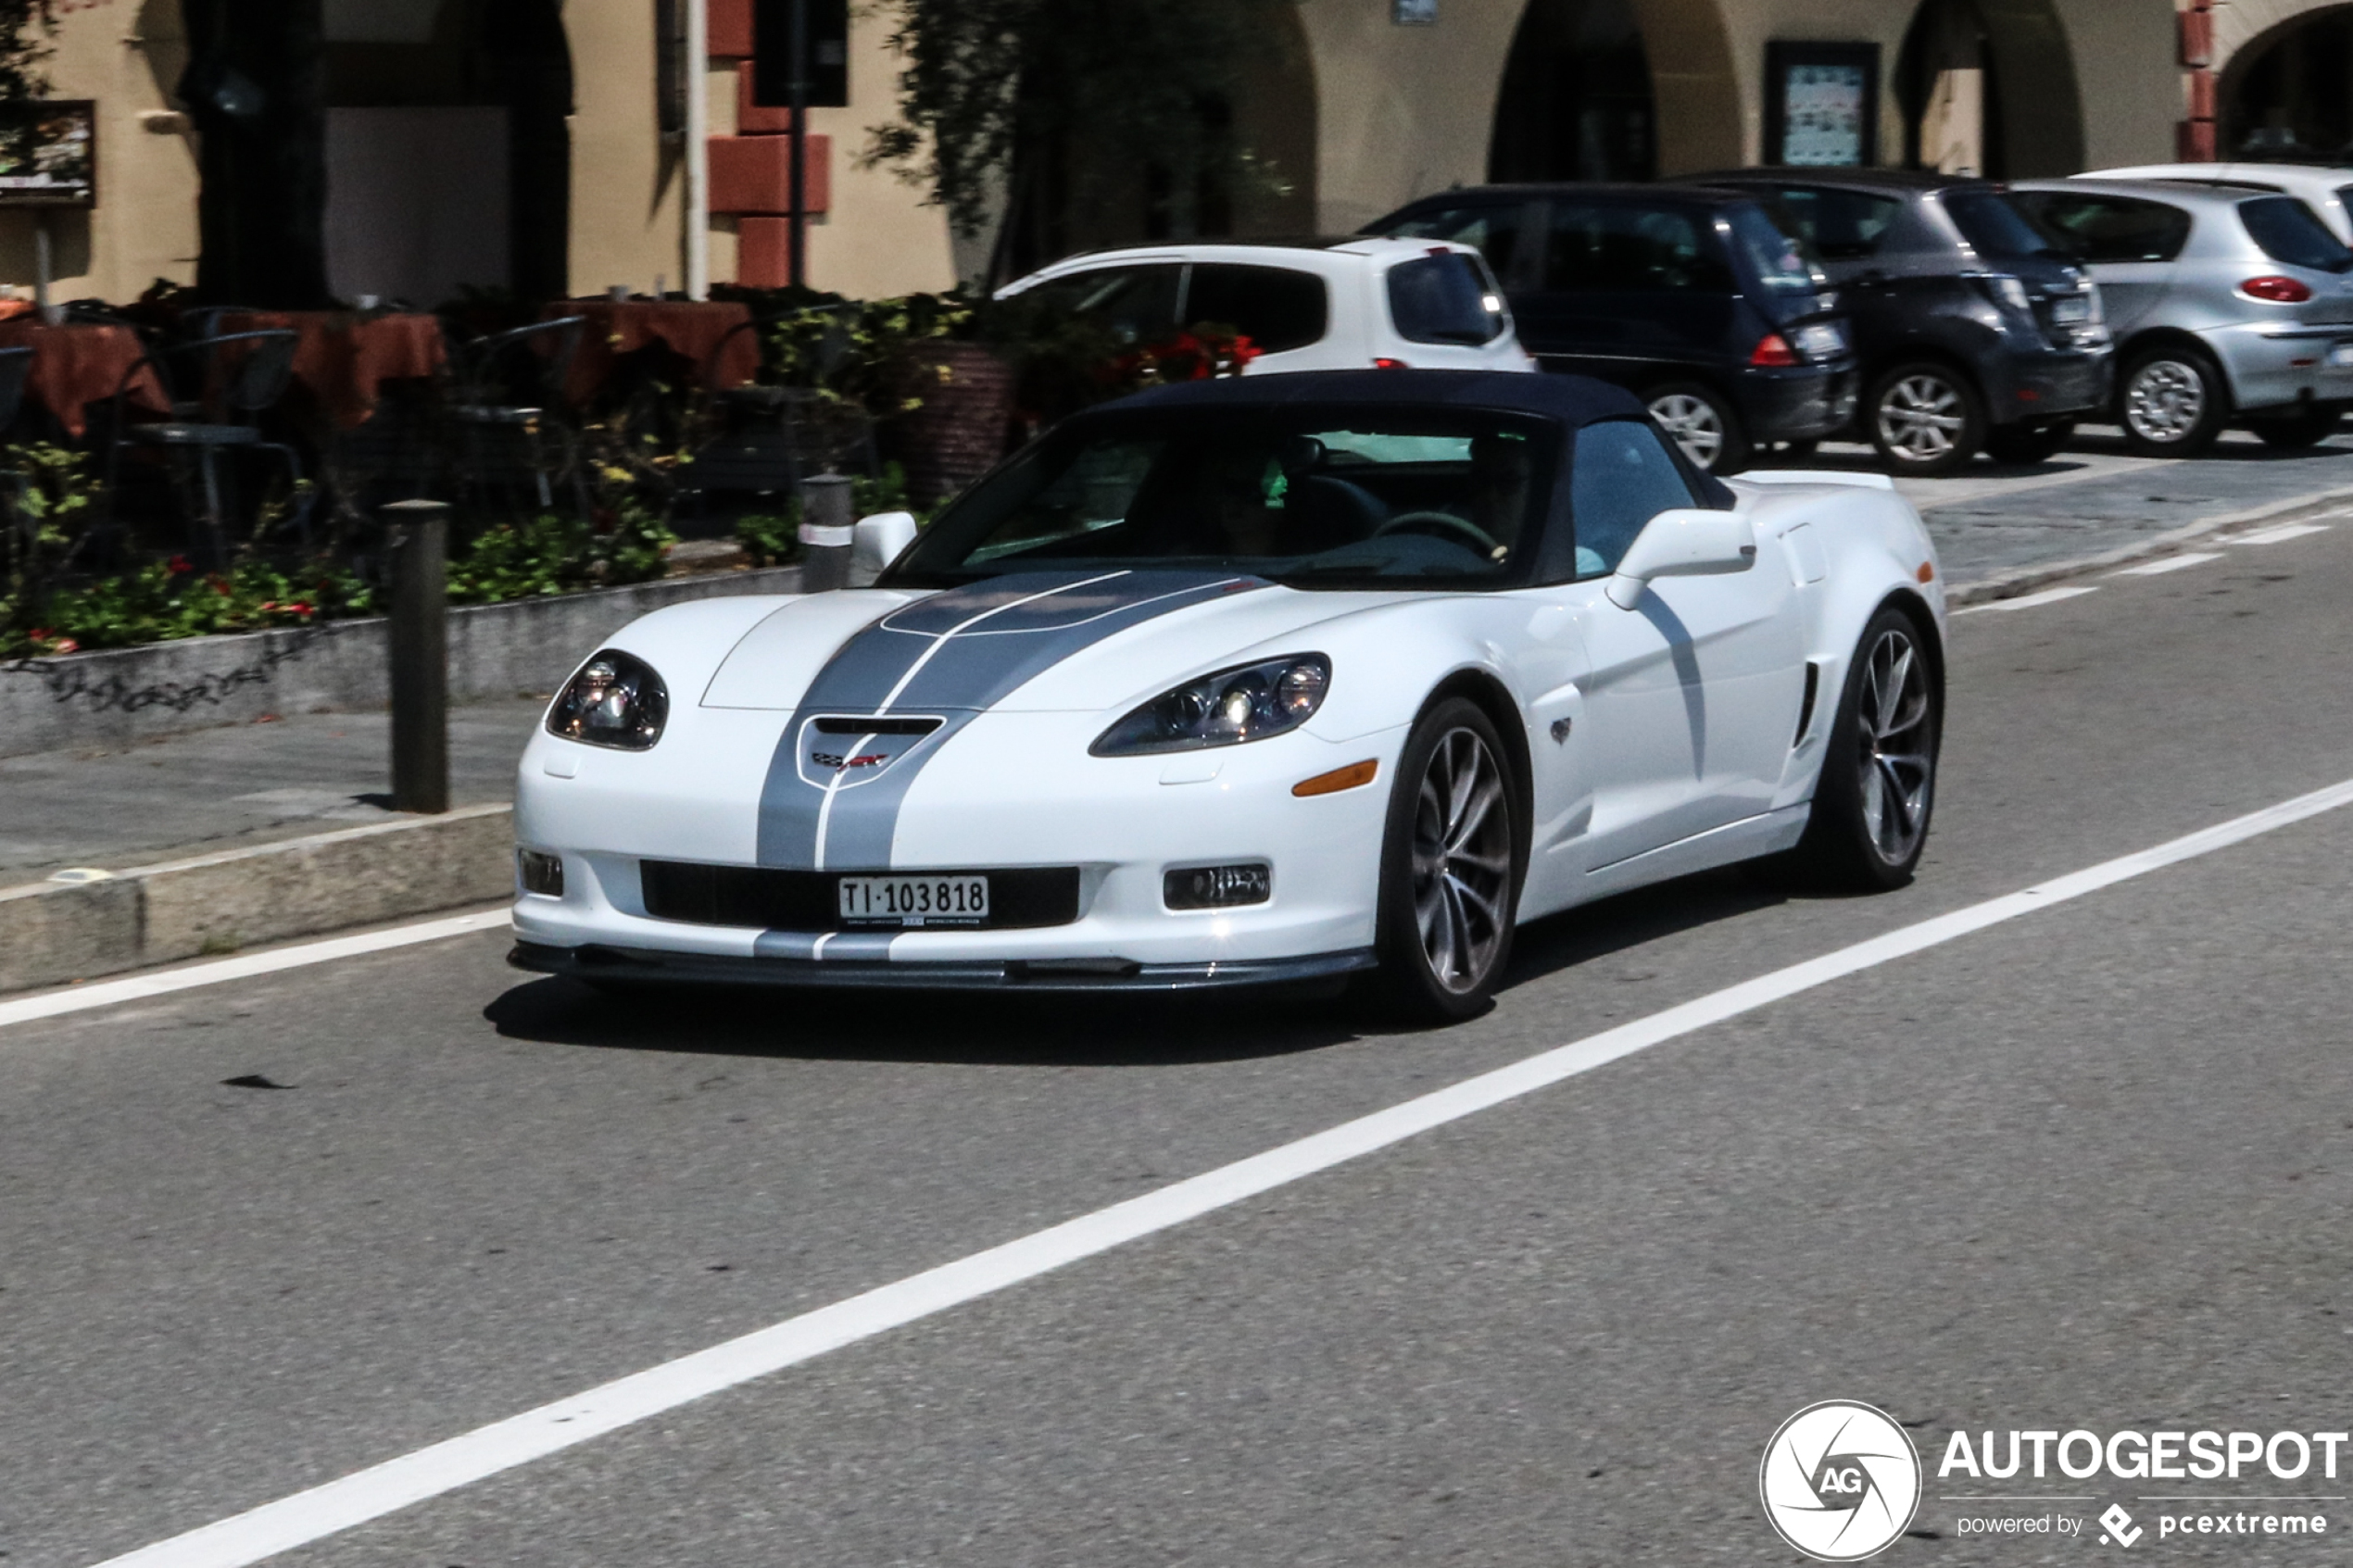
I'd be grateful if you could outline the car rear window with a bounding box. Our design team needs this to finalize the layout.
[1183,264,1329,354]
[1014,264,1183,344]
[1726,203,1820,298]
[1544,203,1733,293]
[1386,252,1507,345]
[2012,192,2192,263]
[2239,196,2353,273]
[1766,186,1900,259]
[1379,204,1525,281]
[1943,191,2058,258]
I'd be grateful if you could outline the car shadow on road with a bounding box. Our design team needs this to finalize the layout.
[483,974,1366,1067]
[1493,864,1792,1001]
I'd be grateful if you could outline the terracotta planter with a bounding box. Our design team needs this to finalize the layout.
[887,343,1015,508]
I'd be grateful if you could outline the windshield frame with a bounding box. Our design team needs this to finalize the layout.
[882,401,1566,594]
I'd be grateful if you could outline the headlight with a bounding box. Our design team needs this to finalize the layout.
[1091,654,1330,757]
[547,647,668,750]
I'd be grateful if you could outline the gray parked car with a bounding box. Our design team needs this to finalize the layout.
[2010,179,2353,456]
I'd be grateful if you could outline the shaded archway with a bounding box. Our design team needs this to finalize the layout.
[1486,0,1737,183]
[2221,5,2353,161]
[1894,0,2082,179]
[321,0,572,305]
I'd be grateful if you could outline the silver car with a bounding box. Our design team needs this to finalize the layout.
[2077,164,2353,246]
[2010,179,2353,456]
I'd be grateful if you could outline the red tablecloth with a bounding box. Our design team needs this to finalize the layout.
[215,310,448,428]
[543,299,759,402]
[0,321,170,438]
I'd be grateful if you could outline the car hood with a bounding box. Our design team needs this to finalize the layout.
[701,569,1389,717]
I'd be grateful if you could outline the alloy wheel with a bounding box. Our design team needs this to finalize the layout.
[1875,373,1966,462]
[2124,358,2207,444]
[1854,627,1934,864]
[1649,393,1725,470]
[1411,727,1513,993]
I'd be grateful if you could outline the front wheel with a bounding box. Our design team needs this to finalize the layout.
[2119,346,2229,457]
[1866,361,1986,475]
[1369,698,1525,1022]
[1647,383,1751,474]
[1786,608,1942,890]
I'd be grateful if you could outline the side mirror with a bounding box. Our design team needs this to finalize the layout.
[850,510,919,584]
[1604,507,1757,609]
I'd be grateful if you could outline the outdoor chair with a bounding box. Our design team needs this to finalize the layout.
[104,329,312,570]
[447,315,588,521]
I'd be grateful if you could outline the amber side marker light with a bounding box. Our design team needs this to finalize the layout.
[1293,759,1379,797]
[1917,561,1935,583]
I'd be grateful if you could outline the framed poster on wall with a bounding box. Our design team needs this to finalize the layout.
[1765,43,1879,168]
[0,101,96,207]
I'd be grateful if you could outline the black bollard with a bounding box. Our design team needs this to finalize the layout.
[797,473,855,592]
[385,499,450,814]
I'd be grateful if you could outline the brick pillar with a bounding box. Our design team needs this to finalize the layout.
[2179,0,2217,162]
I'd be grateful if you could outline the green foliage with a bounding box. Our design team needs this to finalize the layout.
[447,501,676,605]
[7,557,370,658]
[0,1,51,170]
[868,0,1284,237]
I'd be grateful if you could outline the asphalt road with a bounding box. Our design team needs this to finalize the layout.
[5,518,2353,1567]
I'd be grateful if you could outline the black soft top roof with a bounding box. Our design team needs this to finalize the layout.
[1095,369,1649,429]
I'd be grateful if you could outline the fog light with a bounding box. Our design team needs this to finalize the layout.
[518,849,564,897]
[1164,863,1270,910]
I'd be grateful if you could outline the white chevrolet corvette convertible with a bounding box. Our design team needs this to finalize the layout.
[511,371,1945,1020]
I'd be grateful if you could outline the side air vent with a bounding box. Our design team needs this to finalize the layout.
[1793,662,1822,746]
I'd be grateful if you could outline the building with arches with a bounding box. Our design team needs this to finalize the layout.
[1,0,2349,305]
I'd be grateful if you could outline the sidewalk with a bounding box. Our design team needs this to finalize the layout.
[4,430,2351,992]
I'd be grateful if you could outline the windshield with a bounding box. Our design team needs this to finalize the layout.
[2239,196,2353,272]
[1943,191,2063,258]
[888,408,1556,590]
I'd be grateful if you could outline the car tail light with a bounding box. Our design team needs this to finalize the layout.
[2241,275,2314,303]
[1750,332,1799,367]
[1372,357,1411,370]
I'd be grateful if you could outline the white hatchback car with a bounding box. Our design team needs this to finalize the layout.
[993,238,1537,375]
[2079,163,2353,245]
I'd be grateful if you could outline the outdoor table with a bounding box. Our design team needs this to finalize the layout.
[213,310,449,429]
[0,320,170,438]
[543,299,759,403]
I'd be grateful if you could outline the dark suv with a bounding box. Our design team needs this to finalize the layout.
[1365,185,1858,473]
[1688,169,2114,472]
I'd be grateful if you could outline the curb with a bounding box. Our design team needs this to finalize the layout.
[1941,486,2353,607]
[0,805,513,995]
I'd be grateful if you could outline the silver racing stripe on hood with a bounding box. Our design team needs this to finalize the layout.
[754,569,1264,879]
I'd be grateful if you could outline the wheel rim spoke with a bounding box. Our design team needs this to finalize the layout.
[1409,724,1514,993]
[1853,628,1934,864]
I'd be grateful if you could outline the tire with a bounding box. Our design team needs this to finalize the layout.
[1368,697,1526,1023]
[1983,419,2076,464]
[1786,607,1942,891]
[2119,345,2229,458]
[1866,361,1986,475]
[1647,383,1751,474]
[2249,405,2341,450]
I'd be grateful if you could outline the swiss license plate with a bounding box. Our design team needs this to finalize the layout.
[837,874,990,927]
[2050,295,2091,324]
[2329,342,2353,368]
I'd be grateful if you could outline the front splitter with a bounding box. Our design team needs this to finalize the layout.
[509,940,1378,994]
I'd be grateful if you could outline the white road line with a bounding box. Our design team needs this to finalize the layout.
[1952,584,2099,616]
[84,775,2353,1568]
[2226,521,2332,546]
[0,909,510,1033]
[2112,551,2224,578]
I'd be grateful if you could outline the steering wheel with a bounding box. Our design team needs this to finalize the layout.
[1372,508,1503,557]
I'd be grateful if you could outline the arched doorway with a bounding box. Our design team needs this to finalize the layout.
[1894,0,2082,179]
[1489,0,1654,182]
[321,0,572,305]
[2223,6,2353,161]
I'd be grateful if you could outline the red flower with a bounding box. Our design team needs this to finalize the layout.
[168,554,194,574]
[289,602,314,619]
[208,575,233,596]
[52,637,77,654]
[259,601,278,611]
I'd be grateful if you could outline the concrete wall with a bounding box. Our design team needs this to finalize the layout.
[0,564,803,759]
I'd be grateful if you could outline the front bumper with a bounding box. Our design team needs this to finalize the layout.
[510,940,1378,993]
